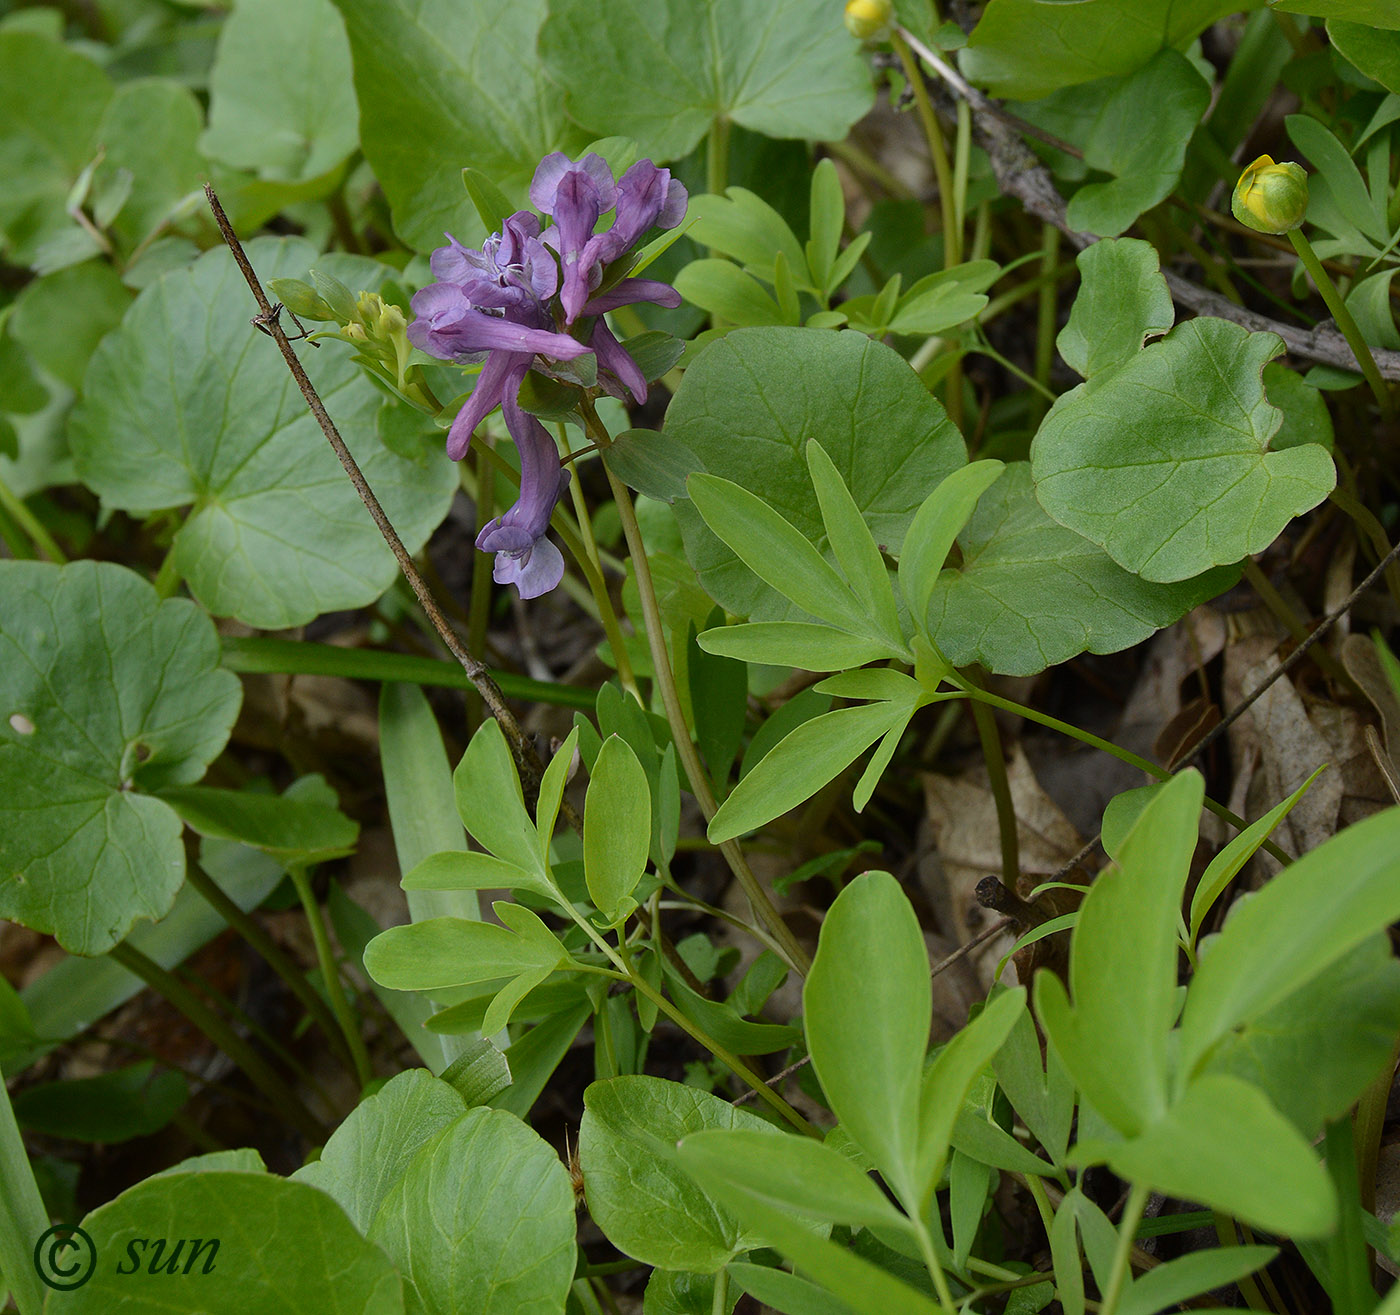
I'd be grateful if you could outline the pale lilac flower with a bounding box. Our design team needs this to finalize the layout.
[475,391,570,599]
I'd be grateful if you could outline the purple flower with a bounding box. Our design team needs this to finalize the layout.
[475,390,570,600]
[408,211,590,460]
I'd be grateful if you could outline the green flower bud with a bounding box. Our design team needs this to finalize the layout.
[844,0,893,41]
[1232,155,1309,234]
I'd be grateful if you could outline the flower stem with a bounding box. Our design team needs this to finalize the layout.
[893,32,960,267]
[580,400,811,976]
[706,115,731,198]
[0,474,65,564]
[968,692,1019,887]
[1288,228,1394,420]
[286,864,374,1090]
[1099,1183,1150,1315]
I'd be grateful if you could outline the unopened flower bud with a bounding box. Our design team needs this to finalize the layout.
[844,0,893,41]
[343,322,368,341]
[1232,155,1309,234]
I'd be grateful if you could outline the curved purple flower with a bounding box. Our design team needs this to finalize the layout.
[475,391,569,599]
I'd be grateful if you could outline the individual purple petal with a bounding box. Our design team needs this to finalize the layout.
[475,399,571,598]
[597,161,686,263]
[412,303,593,362]
[493,536,565,599]
[429,233,478,284]
[581,278,682,316]
[589,318,647,405]
[530,152,616,216]
[444,355,529,460]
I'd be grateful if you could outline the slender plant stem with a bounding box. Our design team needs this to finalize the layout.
[107,941,327,1143]
[962,683,1292,865]
[893,32,960,267]
[968,694,1020,887]
[202,184,549,800]
[0,474,65,564]
[710,1266,728,1315]
[1212,1213,1272,1312]
[912,1215,959,1315]
[706,116,731,199]
[466,439,496,729]
[1029,224,1059,428]
[580,400,811,975]
[151,547,182,599]
[287,864,374,1089]
[183,860,359,1078]
[1329,484,1400,612]
[558,424,642,701]
[1289,228,1395,419]
[1098,1182,1150,1315]
[0,1062,48,1315]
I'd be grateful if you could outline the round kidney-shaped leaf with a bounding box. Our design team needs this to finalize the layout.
[70,238,456,627]
[0,561,241,955]
[1031,318,1335,582]
[671,328,965,621]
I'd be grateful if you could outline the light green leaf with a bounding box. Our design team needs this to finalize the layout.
[1275,0,1399,24]
[0,32,112,265]
[674,259,783,325]
[453,717,543,876]
[1058,238,1173,380]
[698,622,900,671]
[671,328,965,623]
[585,735,651,920]
[362,913,567,993]
[685,188,808,283]
[292,1069,467,1232]
[927,464,1236,676]
[1049,52,1210,238]
[93,79,203,256]
[1189,767,1322,942]
[1288,113,1388,245]
[1118,1246,1278,1315]
[535,726,578,855]
[603,429,703,504]
[708,700,912,843]
[1081,1074,1336,1239]
[158,785,357,866]
[962,0,1245,99]
[1034,770,1204,1137]
[329,0,583,251]
[52,1172,404,1312]
[728,1262,861,1315]
[677,1129,911,1234]
[368,1106,575,1314]
[401,850,549,898]
[202,0,357,185]
[1329,20,1400,91]
[899,458,1004,633]
[807,158,845,293]
[579,1075,781,1272]
[537,0,872,163]
[0,561,241,956]
[814,669,924,702]
[917,988,1027,1193]
[804,872,929,1204]
[1201,935,1400,1139]
[71,240,456,627]
[13,1062,187,1144]
[1031,317,1336,582]
[10,259,129,391]
[688,473,871,635]
[806,440,904,645]
[992,1002,1075,1165]
[1178,803,1400,1075]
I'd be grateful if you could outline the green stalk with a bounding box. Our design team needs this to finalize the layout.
[0,1063,48,1315]
[151,547,183,599]
[107,941,327,1144]
[466,438,496,728]
[710,1261,728,1315]
[706,116,730,198]
[580,400,811,976]
[1029,224,1059,429]
[969,694,1019,887]
[1289,228,1394,420]
[219,636,596,710]
[0,473,65,564]
[892,32,960,268]
[1098,1182,1150,1315]
[911,1214,959,1315]
[962,684,1292,866]
[287,864,374,1090]
[183,860,361,1079]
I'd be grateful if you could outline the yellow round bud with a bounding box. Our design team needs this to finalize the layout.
[1232,155,1309,235]
[844,0,894,41]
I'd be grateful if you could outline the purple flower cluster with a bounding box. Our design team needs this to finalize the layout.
[408,153,686,598]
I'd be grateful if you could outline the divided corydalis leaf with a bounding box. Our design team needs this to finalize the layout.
[363,913,566,993]
[0,561,241,956]
[1031,317,1336,582]
[454,718,543,876]
[584,735,651,921]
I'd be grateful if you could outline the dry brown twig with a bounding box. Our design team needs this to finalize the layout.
[202,183,571,821]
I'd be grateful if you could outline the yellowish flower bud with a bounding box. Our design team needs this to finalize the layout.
[844,0,893,41]
[1232,155,1309,235]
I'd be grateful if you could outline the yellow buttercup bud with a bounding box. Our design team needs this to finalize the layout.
[1232,155,1309,235]
[844,0,893,41]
